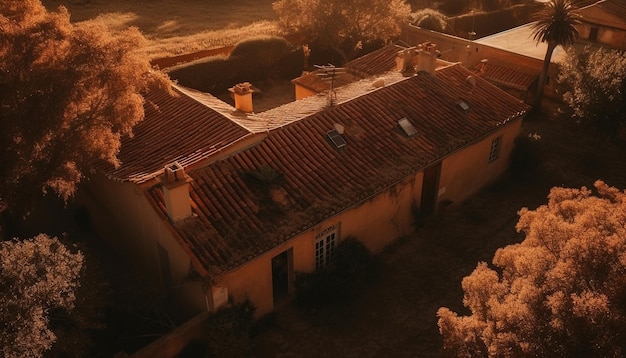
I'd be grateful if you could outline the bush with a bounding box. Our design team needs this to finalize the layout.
[167,36,303,95]
[204,300,256,358]
[231,36,291,68]
[509,135,541,178]
[294,237,378,309]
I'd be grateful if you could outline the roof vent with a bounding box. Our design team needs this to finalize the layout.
[457,100,470,112]
[398,118,417,137]
[327,129,347,149]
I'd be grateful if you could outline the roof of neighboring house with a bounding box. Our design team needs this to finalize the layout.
[293,44,453,94]
[579,0,626,30]
[146,64,529,274]
[94,87,251,184]
[472,60,537,91]
[475,23,570,63]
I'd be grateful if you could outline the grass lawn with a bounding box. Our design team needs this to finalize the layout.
[42,0,280,59]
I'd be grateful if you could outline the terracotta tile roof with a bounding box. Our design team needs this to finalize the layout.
[94,86,251,184]
[292,44,405,93]
[345,44,407,77]
[473,61,537,91]
[147,64,529,273]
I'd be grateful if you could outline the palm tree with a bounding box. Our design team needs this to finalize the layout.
[531,0,580,109]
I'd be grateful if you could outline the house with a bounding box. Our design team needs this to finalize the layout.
[576,0,626,50]
[81,43,529,317]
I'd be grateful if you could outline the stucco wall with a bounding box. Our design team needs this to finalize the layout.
[219,173,423,316]
[438,117,523,207]
[80,175,198,305]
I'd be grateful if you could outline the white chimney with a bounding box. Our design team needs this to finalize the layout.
[416,42,437,75]
[162,162,192,222]
[229,82,254,113]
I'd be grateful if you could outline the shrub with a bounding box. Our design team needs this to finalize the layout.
[166,36,303,95]
[231,36,291,68]
[294,237,378,309]
[509,134,541,178]
[204,300,256,358]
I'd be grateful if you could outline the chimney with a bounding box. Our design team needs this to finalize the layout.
[162,162,192,222]
[395,47,416,76]
[229,82,254,113]
[416,42,437,75]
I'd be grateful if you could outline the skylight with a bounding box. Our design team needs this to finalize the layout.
[398,118,418,137]
[327,129,347,149]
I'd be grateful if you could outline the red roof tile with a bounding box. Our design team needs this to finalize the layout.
[94,86,250,183]
[473,61,537,91]
[147,64,529,272]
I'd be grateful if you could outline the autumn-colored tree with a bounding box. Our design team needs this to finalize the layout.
[530,0,580,109]
[0,0,170,212]
[0,234,84,358]
[559,46,626,133]
[438,181,626,357]
[273,0,411,63]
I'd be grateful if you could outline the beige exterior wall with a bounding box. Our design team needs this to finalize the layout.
[438,117,522,207]
[84,117,523,318]
[80,174,204,315]
[219,173,424,316]
[294,84,317,100]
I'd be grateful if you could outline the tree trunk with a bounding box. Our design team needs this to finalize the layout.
[533,41,557,111]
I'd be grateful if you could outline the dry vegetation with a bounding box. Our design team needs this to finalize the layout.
[42,0,280,59]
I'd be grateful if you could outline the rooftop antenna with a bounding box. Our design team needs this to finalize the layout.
[315,64,345,108]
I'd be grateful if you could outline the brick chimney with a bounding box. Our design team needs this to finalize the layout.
[162,162,192,221]
[229,82,254,113]
[416,42,437,75]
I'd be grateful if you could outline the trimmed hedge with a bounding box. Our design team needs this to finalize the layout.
[166,36,303,95]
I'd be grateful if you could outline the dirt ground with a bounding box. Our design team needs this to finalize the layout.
[248,101,626,357]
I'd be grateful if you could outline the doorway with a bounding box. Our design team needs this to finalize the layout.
[420,161,441,217]
[271,248,293,307]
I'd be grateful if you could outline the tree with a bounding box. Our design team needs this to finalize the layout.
[558,46,626,133]
[272,0,411,63]
[0,234,84,358]
[0,0,171,213]
[410,9,450,33]
[437,181,626,357]
[530,0,580,109]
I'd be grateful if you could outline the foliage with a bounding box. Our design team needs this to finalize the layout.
[0,0,171,213]
[530,0,580,108]
[559,46,626,133]
[410,9,449,33]
[166,36,303,94]
[294,237,378,309]
[273,0,411,63]
[438,181,626,357]
[204,300,256,358]
[0,234,84,358]
[436,0,470,15]
[476,0,512,12]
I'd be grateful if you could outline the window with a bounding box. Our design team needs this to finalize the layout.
[327,129,346,149]
[489,136,502,163]
[315,225,337,270]
[589,27,599,41]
